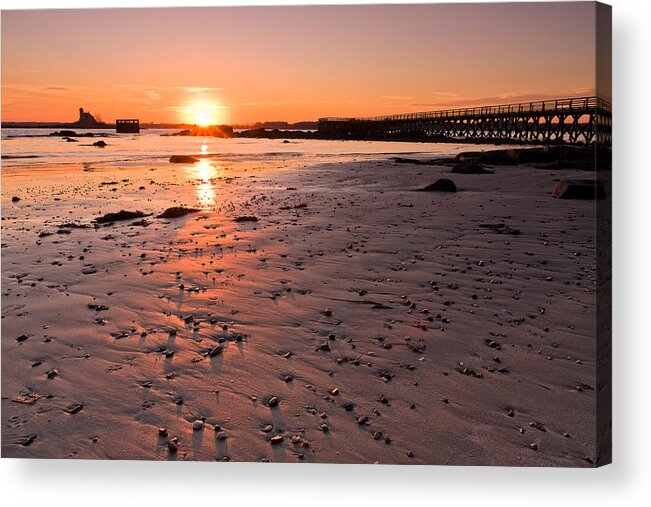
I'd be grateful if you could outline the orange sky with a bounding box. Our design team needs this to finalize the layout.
[1,3,606,124]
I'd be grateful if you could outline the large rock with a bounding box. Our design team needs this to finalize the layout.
[418,178,457,192]
[50,130,78,137]
[552,179,606,199]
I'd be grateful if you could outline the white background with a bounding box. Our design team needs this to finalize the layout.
[1,0,649,504]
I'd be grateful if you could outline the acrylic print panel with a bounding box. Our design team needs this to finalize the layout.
[0,2,611,466]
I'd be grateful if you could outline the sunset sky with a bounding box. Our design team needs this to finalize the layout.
[1,3,606,124]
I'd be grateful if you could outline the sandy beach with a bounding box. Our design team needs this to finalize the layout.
[1,143,604,465]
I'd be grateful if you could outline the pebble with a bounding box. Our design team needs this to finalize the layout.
[529,443,538,451]
[262,424,274,433]
[270,435,284,445]
[66,403,83,414]
[192,420,204,431]
[21,434,37,446]
[268,396,279,407]
[372,430,383,440]
[158,427,168,437]
[528,421,546,432]
[216,431,228,440]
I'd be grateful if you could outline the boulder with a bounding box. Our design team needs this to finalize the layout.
[418,178,457,192]
[552,179,606,200]
[92,140,107,147]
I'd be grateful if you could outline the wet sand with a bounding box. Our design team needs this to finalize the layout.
[1,152,601,465]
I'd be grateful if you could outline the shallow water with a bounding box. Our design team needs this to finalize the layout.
[1,128,511,170]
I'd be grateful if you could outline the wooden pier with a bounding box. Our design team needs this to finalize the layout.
[318,96,611,144]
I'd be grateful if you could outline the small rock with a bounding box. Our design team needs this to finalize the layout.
[209,345,224,357]
[65,403,83,414]
[21,434,37,447]
[157,207,199,219]
[418,178,457,192]
[169,155,198,163]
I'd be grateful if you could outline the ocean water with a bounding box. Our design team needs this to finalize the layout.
[1,128,498,170]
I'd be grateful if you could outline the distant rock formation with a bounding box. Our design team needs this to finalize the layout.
[164,125,233,138]
[76,107,101,127]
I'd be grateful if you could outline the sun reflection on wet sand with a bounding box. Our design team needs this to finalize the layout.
[193,158,219,208]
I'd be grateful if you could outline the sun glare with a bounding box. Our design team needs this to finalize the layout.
[193,159,218,208]
[182,103,225,126]
[195,110,213,126]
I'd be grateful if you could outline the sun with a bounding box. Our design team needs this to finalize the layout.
[194,109,213,127]
[181,103,225,126]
